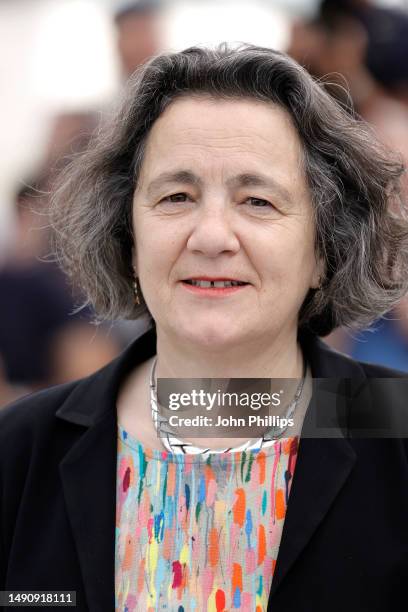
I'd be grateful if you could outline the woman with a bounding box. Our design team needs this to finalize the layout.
[1,45,408,611]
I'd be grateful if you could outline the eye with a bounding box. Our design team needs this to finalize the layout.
[161,193,190,203]
[246,197,273,208]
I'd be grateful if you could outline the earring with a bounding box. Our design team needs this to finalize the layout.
[313,276,326,307]
[132,276,141,306]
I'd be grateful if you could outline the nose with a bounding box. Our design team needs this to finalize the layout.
[186,199,240,257]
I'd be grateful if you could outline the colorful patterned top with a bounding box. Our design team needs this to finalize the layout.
[115,425,299,611]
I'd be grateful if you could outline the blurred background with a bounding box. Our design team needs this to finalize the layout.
[1,0,407,406]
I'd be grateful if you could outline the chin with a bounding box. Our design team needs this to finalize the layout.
[177,322,247,352]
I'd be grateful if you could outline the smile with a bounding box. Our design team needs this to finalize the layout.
[180,278,249,296]
[184,279,247,288]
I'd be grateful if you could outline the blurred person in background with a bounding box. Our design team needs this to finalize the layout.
[0,111,121,408]
[353,1,408,108]
[0,178,80,394]
[288,0,408,170]
[288,0,408,369]
[114,0,163,79]
[44,111,100,173]
[0,177,120,407]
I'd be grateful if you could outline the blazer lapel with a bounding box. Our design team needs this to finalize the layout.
[59,410,117,611]
[56,327,157,611]
[269,435,356,597]
[269,331,363,599]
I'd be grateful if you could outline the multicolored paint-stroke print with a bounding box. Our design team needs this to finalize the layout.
[115,425,299,611]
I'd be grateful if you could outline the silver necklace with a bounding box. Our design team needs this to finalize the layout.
[150,357,306,456]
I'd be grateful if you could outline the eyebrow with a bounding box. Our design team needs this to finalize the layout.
[145,170,293,204]
[228,173,293,204]
[145,171,202,198]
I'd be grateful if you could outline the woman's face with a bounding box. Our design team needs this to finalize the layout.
[132,96,322,350]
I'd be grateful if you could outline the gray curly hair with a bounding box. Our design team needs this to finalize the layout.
[49,44,408,337]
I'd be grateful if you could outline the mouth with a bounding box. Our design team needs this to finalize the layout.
[182,277,249,288]
[180,277,250,295]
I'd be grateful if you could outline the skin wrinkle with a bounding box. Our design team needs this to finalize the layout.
[143,170,295,210]
[136,128,307,219]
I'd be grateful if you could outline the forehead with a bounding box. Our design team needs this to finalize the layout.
[139,95,305,183]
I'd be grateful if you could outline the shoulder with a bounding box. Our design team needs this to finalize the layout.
[303,333,408,441]
[312,333,407,378]
[357,360,407,378]
[0,381,77,431]
[335,347,408,379]
[0,382,88,522]
[0,328,154,447]
[0,382,81,459]
[343,355,408,444]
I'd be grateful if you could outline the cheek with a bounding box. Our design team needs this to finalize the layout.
[257,225,305,264]
[137,241,161,277]
[255,225,316,287]
[133,214,159,268]
[135,233,179,291]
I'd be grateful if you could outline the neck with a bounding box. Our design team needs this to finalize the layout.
[154,327,304,379]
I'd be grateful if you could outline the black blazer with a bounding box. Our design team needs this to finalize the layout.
[1,327,408,611]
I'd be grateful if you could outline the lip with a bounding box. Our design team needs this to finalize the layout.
[183,276,247,282]
[180,279,250,297]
